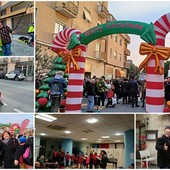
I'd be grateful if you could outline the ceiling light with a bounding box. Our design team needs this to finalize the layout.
[81,138,87,140]
[65,131,71,134]
[101,136,110,139]
[37,114,57,121]
[87,118,98,123]
[35,115,53,122]
[40,133,46,136]
[114,140,121,142]
[114,133,122,136]
[98,139,102,141]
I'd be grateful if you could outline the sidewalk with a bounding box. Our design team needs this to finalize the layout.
[11,34,34,56]
[81,97,146,113]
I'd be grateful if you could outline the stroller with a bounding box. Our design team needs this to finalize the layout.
[106,89,116,108]
[0,91,3,108]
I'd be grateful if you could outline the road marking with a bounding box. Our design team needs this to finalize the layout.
[2,102,8,106]
[13,108,25,113]
[0,82,33,91]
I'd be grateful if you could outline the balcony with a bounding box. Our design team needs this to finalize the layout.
[98,3,108,19]
[124,34,131,43]
[107,13,116,22]
[124,49,131,56]
[55,1,78,19]
[94,51,107,61]
[11,57,20,62]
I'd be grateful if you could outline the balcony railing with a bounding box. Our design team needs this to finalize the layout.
[124,49,131,56]
[94,51,107,61]
[55,1,78,19]
[98,3,108,19]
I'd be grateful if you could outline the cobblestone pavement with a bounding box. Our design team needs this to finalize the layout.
[11,34,34,56]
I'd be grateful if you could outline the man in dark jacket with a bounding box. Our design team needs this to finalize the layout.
[49,71,67,112]
[155,127,170,169]
[100,150,108,169]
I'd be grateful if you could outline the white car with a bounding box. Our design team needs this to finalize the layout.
[4,70,26,81]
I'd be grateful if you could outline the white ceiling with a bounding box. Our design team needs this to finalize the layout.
[35,114,134,144]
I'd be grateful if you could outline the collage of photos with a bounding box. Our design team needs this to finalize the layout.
[0,0,170,169]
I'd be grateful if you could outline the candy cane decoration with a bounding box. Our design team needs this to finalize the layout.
[52,28,86,112]
[146,13,170,112]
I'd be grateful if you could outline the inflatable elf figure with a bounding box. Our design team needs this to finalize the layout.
[0,36,3,56]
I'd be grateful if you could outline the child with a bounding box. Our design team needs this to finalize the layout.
[106,84,116,107]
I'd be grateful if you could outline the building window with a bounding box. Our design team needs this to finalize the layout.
[119,53,122,61]
[114,51,117,60]
[54,21,66,37]
[114,34,117,42]
[1,9,6,15]
[110,48,112,58]
[97,21,101,26]
[83,8,91,23]
[120,39,122,46]
[96,43,101,51]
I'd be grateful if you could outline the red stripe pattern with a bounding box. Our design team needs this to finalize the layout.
[146,13,170,112]
[52,28,86,112]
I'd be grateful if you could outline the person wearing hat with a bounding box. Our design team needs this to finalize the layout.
[19,136,27,169]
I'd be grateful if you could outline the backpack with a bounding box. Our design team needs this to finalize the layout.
[23,146,33,164]
[50,80,61,96]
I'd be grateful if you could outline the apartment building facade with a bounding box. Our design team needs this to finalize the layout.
[0,1,34,35]
[0,57,34,79]
[36,1,131,79]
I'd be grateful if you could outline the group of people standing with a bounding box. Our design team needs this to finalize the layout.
[0,130,33,169]
[84,76,146,112]
[36,150,108,169]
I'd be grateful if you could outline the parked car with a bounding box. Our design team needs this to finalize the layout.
[4,70,26,81]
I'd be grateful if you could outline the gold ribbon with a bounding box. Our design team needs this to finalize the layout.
[59,48,81,73]
[139,43,170,75]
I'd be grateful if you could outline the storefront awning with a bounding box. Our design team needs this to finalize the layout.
[116,69,126,78]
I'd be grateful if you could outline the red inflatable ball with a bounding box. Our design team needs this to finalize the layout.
[164,101,170,112]
[60,99,66,107]
[38,98,48,106]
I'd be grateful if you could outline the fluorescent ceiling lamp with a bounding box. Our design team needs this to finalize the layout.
[37,114,57,121]
[87,118,98,123]
[114,133,122,136]
[101,136,110,139]
[35,115,53,122]
[40,133,46,136]
[114,140,121,142]
[65,131,71,134]
[81,138,87,140]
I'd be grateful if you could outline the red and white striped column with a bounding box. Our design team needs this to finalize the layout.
[146,13,170,112]
[52,28,86,112]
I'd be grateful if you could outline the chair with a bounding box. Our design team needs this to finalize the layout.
[139,149,157,169]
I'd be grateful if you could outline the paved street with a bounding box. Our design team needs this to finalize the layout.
[0,79,34,113]
[81,97,146,113]
[11,35,34,56]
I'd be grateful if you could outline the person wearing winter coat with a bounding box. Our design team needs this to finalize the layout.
[100,150,108,169]
[86,79,96,112]
[1,131,20,169]
[155,127,170,168]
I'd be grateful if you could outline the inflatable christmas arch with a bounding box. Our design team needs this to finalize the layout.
[52,13,170,112]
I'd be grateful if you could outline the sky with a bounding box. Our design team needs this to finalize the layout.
[0,114,34,128]
[108,1,170,66]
